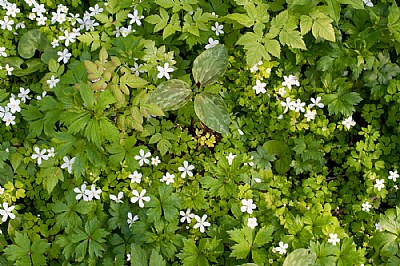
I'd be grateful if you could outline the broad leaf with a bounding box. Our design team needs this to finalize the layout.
[192,44,228,87]
[18,29,51,59]
[194,92,230,135]
[148,79,192,111]
[283,249,316,266]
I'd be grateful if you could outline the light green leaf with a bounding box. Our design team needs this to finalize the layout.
[194,92,230,135]
[312,16,336,42]
[338,0,365,9]
[253,226,274,248]
[283,249,316,266]
[300,15,313,35]
[43,166,64,194]
[192,44,228,87]
[279,29,307,50]
[225,13,254,27]
[18,29,50,59]
[148,79,192,111]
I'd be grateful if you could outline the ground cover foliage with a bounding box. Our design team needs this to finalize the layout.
[0,0,400,265]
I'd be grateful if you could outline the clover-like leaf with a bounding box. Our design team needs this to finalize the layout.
[192,44,228,87]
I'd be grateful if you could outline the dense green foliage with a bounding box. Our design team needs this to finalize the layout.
[0,0,399,265]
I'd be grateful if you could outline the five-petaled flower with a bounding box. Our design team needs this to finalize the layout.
[61,156,75,174]
[226,153,236,165]
[328,233,340,245]
[362,202,372,212]
[47,75,60,89]
[193,214,211,233]
[342,116,356,129]
[252,80,266,95]
[161,172,175,185]
[389,170,399,182]
[247,217,258,229]
[129,171,142,184]
[273,242,288,255]
[178,161,195,178]
[282,75,300,89]
[205,38,219,49]
[31,147,49,165]
[110,191,124,203]
[157,63,174,80]
[0,202,15,222]
[374,179,385,191]
[134,149,151,166]
[74,183,88,201]
[57,48,72,64]
[211,22,224,36]
[85,184,102,200]
[241,199,257,214]
[180,208,195,223]
[131,189,150,208]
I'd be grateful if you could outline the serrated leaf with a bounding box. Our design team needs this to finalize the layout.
[192,44,228,87]
[149,249,166,266]
[80,83,95,110]
[225,13,254,27]
[194,92,230,135]
[253,226,274,248]
[338,0,365,9]
[263,39,281,58]
[148,79,192,111]
[322,87,362,116]
[84,60,102,80]
[300,15,313,35]
[43,167,64,194]
[279,29,307,49]
[312,16,336,42]
[120,72,148,89]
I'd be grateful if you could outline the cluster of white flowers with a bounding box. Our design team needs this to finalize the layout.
[134,149,161,167]
[74,183,102,201]
[179,208,211,233]
[31,146,55,165]
[0,93,29,126]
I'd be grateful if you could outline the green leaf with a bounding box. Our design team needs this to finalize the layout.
[192,44,228,87]
[80,83,95,110]
[149,249,166,266]
[43,166,64,194]
[300,15,313,35]
[309,241,337,266]
[148,79,192,111]
[263,140,292,174]
[279,29,307,50]
[337,238,364,266]
[194,92,230,135]
[253,226,274,248]
[249,146,276,170]
[120,72,148,89]
[311,13,336,42]
[228,227,254,259]
[18,29,50,59]
[338,0,365,9]
[322,87,362,116]
[225,13,254,27]
[283,249,316,266]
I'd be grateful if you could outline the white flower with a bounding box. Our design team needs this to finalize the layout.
[250,61,263,72]
[0,186,4,195]
[281,97,295,113]
[128,9,144,26]
[178,161,195,178]
[74,183,88,201]
[85,184,102,200]
[6,3,20,17]
[120,25,133,37]
[362,202,372,212]
[32,3,46,15]
[342,116,356,129]
[205,38,219,49]
[0,16,14,31]
[2,112,15,126]
[374,179,385,191]
[309,97,324,108]
[7,97,20,114]
[193,214,211,233]
[47,75,60,89]
[161,172,175,185]
[110,191,124,203]
[127,254,131,261]
[131,189,150,208]
[274,242,288,255]
[25,0,36,7]
[5,64,13,75]
[363,0,373,7]
[293,99,306,113]
[180,208,195,223]
[58,30,76,46]
[304,109,317,121]
[211,22,224,36]
[31,147,49,165]
[89,4,103,16]
[0,47,6,57]
[226,153,236,165]
[375,222,383,232]
[278,87,286,96]
[0,106,7,118]
[129,171,142,184]
[241,199,256,214]
[15,21,25,30]
[0,202,15,222]
[151,156,161,166]
[47,147,55,157]
[389,170,399,182]
[61,156,75,174]
[247,217,258,229]
[157,63,174,80]
[134,149,151,166]
[57,48,72,64]
[127,212,139,227]
[130,62,144,77]
[36,15,47,26]
[18,87,30,103]
[282,75,300,89]
[252,80,266,95]
[328,233,340,246]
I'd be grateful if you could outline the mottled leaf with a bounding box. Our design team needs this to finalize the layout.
[148,79,192,111]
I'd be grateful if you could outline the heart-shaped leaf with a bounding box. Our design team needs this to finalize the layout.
[18,29,52,59]
[194,92,230,135]
[192,44,228,87]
